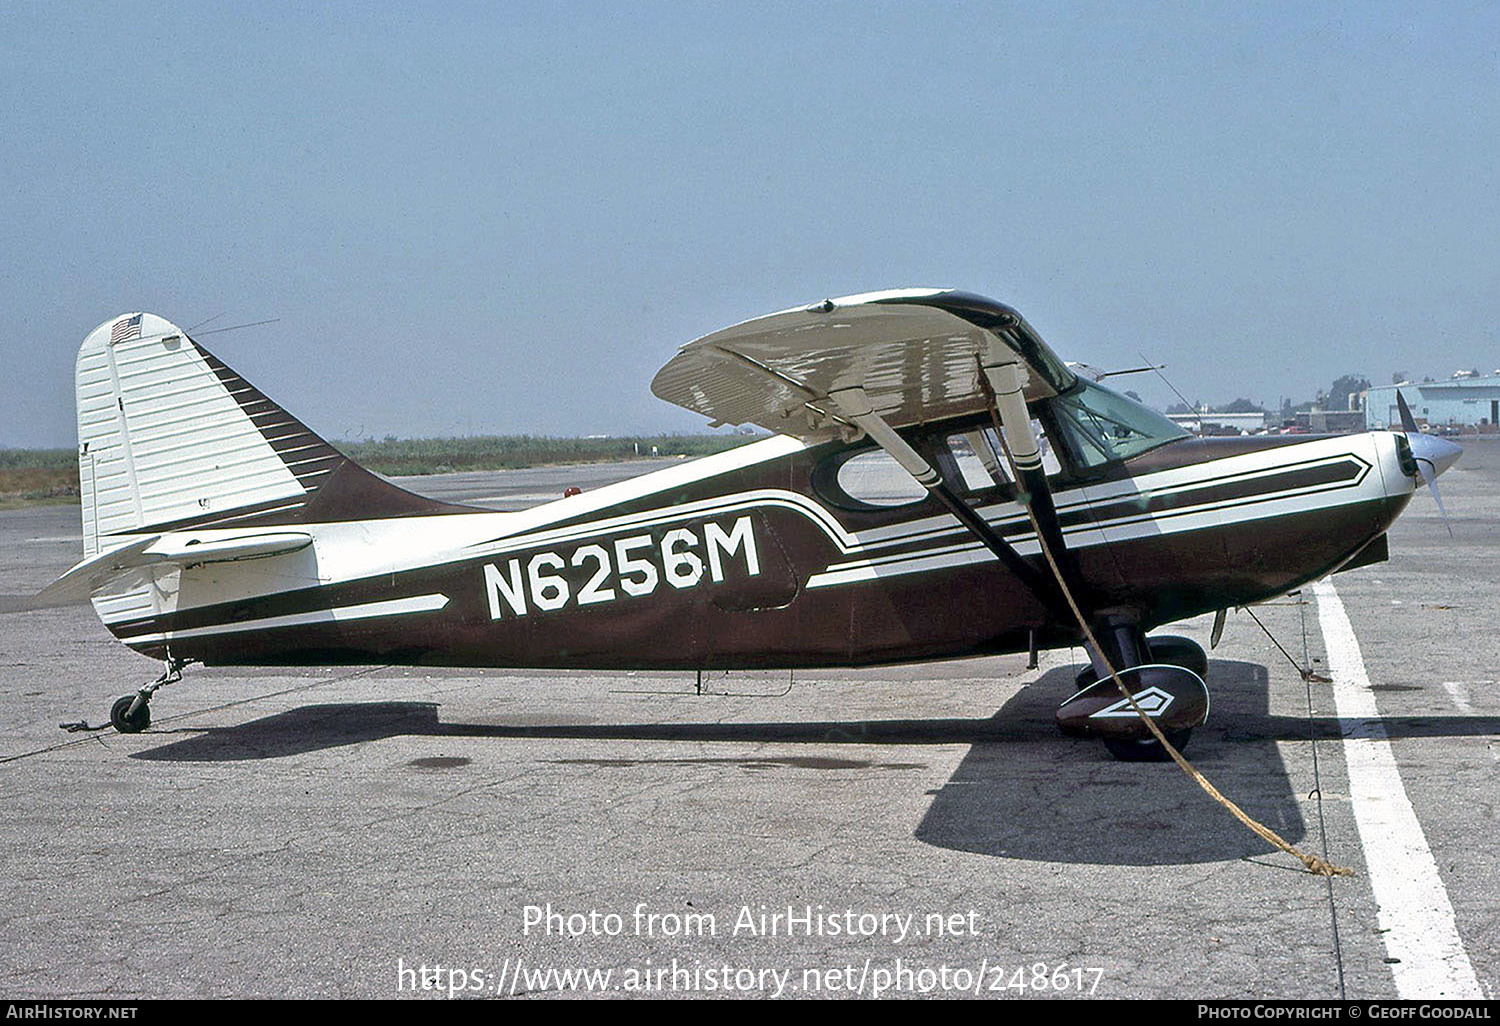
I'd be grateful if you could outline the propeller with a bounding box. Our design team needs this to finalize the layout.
[1395,390,1462,537]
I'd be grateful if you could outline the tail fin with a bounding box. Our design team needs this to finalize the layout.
[76,313,466,558]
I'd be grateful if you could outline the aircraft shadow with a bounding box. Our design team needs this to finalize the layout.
[131,660,1500,866]
[131,701,1050,762]
[914,662,1500,864]
[914,660,1298,865]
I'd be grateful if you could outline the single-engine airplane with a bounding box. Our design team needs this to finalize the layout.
[41,289,1462,759]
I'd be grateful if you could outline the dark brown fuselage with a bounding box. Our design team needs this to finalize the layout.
[103,422,1413,672]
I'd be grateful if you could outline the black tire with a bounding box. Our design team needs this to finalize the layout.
[109,695,150,733]
[1145,635,1209,681]
[1104,728,1191,762]
[1076,637,1208,690]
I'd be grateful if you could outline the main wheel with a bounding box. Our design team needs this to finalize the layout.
[109,695,150,733]
[1146,635,1209,680]
[1104,728,1191,762]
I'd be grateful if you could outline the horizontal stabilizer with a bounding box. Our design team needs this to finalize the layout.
[34,531,313,607]
[32,537,162,607]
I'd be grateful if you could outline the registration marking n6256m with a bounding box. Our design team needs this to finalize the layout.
[483,515,760,619]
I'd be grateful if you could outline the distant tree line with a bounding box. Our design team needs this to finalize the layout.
[337,433,758,476]
[0,433,764,505]
[1166,373,1378,421]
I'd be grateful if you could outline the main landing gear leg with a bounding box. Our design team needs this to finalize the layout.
[1056,616,1211,762]
[109,656,185,734]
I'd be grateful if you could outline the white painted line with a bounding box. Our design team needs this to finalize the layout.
[470,493,585,503]
[1440,681,1477,715]
[1441,681,1500,765]
[1313,579,1482,999]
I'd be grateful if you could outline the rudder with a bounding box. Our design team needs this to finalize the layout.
[75,313,463,559]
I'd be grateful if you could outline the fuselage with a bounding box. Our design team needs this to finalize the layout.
[93,420,1416,671]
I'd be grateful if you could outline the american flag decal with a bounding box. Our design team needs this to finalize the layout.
[110,314,142,343]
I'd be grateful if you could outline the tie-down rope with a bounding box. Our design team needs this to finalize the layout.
[985,404,1352,877]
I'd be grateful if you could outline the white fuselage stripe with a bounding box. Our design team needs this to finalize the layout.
[1313,580,1481,999]
[807,478,1383,589]
[465,446,1376,570]
[121,593,450,644]
[465,489,859,559]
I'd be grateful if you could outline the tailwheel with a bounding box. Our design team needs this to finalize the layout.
[109,695,150,733]
[106,656,185,734]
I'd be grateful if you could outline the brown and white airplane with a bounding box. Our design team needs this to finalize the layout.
[39,289,1461,759]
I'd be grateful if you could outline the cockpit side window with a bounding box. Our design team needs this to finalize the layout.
[1047,379,1189,469]
[814,413,1076,511]
[935,423,1061,496]
[942,429,1009,491]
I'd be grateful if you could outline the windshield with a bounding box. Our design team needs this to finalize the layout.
[1048,379,1189,468]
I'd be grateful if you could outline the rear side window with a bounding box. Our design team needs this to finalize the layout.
[832,449,927,507]
[814,415,1070,510]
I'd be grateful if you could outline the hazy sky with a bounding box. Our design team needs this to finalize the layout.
[3,2,1498,447]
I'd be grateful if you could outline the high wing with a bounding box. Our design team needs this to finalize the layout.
[655,287,1084,621]
[650,288,1077,440]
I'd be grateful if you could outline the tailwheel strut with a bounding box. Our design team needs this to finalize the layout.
[109,656,186,734]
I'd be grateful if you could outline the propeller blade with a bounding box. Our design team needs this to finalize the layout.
[1393,389,1459,537]
[1395,389,1420,436]
[1416,459,1454,537]
[1405,433,1462,537]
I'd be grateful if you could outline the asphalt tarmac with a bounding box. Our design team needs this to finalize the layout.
[1,443,1496,999]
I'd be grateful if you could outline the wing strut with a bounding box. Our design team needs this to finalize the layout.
[976,359,1084,599]
[826,386,1070,621]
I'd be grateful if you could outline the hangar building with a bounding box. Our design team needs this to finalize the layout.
[1363,375,1500,430]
